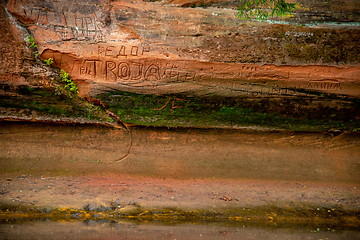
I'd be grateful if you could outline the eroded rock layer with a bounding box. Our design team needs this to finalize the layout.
[4,0,360,98]
[1,0,360,130]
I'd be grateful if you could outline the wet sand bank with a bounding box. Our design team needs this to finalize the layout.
[0,120,359,226]
[1,121,359,183]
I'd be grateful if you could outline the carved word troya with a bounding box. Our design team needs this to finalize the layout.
[80,60,197,86]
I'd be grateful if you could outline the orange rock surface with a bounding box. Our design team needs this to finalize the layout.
[4,0,360,97]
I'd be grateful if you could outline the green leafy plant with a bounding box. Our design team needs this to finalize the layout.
[44,58,54,66]
[55,69,79,98]
[26,36,79,99]
[60,69,79,97]
[26,36,40,56]
[237,0,297,21]
[26,36,37,48]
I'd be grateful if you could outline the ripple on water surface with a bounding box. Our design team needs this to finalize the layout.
[1,221,359,240]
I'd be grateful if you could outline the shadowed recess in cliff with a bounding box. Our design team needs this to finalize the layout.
[95,90,360,132]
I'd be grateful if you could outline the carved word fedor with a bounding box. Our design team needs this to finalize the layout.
[98,44,150,58]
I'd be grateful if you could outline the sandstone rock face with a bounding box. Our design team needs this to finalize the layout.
[0,1,50,87]
[1,0,360,130]
[4,0,360,98]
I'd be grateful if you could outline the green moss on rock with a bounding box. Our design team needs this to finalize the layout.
[0,84,111,122]
[96,90,360,132]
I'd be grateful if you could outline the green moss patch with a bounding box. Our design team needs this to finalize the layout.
[0,84,111,122]
[96,90,360,132]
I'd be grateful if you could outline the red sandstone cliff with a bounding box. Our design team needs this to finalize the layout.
[2,0,359,98]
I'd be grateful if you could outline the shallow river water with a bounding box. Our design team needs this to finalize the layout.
[1,221,359,240]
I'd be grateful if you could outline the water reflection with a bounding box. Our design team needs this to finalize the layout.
[1,220,359,240]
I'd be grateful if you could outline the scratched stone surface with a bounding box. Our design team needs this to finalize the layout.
[0,0,360,130]
[3,0,360,98]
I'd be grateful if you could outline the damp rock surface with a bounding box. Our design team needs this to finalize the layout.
[0,0,359,130]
